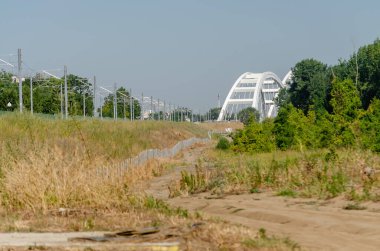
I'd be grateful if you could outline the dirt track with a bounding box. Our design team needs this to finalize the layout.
[146,143,380,251]
[1,143,379,250]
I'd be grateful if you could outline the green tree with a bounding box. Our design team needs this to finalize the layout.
[0,71,17,111]
[66,75,94,116]
[330,79,361,121]
[352,39,380,109]
[328,79,361,147]
[208,107,221,121]
[101,87,140,119]
[275,88,290,108]
[289,59,329,114]
[329,39,380,110]
[28,77,62,114]
[237,107,260,125]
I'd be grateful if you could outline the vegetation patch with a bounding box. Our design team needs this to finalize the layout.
[216,136,230,150]
[242,228,300,250]
[343,203,367,211]
[277,189,297,198]
[170,147,380,201]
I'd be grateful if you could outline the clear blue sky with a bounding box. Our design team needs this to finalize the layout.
[1,0,379,111]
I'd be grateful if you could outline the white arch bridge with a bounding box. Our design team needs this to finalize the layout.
[217,71,292,121]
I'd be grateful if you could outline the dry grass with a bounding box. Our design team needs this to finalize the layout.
[1,145,124,211]
[0,114,298,250]
[197,121,243,132]
[0,113,207,162]
[0,113,207,211]
[0,144,186,211]
[172,147,380,201]
[0,212,298,250]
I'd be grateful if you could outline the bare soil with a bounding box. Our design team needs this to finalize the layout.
[146,144,380,251]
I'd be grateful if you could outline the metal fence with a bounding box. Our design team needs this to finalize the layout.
[95,136,210,177]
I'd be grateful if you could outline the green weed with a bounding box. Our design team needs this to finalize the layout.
[216,137,230,150]
[144,195,189,218]
[277,189,297,198]
[242,228,300,250]
[199,147,380,201]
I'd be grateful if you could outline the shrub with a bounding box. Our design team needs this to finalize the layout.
[232,119,275,153]
[360,99,380,152]
[216,137,230,150]
[274,104,320,150]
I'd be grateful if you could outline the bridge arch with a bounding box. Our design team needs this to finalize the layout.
[217,71,285,121]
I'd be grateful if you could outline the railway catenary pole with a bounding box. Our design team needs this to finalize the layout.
[141,92,144,120]
[17,49,23,112]
[169,103,172,121]
[163,100,166,121]
[30,76,33,114]
[93,76,96,117]
[177,106,179,122]
[60,78,63,119]
[129,88,133,121]
[83,89,86,118]
[123,96,126,120]
[131,92,135,120]
[157,98,160,121]
[171,104,173,121]
[175,105,177,122]
[150,96,153,120]
[64,65,68,119]
[132,97,135,120]
[100,96,103,119]
[113,83,117,120]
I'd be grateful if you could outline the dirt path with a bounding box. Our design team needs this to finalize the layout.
[145,143,209,200]
[146,144,380,251]
[0,231,179,250]
[0,232,104,247]
[0,143,207,250]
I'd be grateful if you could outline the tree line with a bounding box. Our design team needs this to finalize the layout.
[232,39,380,153]
[0,72,141,119]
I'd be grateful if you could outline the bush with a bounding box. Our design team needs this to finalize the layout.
[360,99,380,152]
[232,119,276,153]
[274,104,320,150]
[216,137,230,150]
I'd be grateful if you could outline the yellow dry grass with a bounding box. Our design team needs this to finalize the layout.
[197,121,243,132]
[0,113,207,211]
[0,114,298,250]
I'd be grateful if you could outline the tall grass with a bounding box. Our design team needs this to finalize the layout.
[173,148,380,200]
[0,113,206,161]
[0,114,299,249]
[0,113,207,211]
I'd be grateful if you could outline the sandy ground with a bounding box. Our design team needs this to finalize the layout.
[0,232,105,247]
[146,144,380,251]
[1,143,380,250]
[0,232,180,250]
